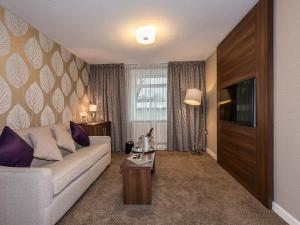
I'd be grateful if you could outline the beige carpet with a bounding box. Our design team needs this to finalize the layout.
[57,151,286,225]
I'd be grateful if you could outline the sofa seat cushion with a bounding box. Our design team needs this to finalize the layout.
[44,143,110,195]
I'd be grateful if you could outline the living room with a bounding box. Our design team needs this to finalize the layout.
[0,0,299,225]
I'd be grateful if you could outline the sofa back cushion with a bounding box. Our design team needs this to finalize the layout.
[29,148,71,167]
[14,124,71,166]
[0,126,34,167]
[52,124,76,153]
[29,127,63,161]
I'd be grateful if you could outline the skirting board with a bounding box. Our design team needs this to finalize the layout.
[206,148,217,160]
[272,202,300,225]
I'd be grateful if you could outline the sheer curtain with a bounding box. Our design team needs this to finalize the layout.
[125,64,168,150]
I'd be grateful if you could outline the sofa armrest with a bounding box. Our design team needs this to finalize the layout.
[0,166,53,225]
[89,136,111,146]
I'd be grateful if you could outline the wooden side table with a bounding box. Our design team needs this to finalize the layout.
[79,121,111,136]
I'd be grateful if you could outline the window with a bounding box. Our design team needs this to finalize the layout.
[125,64,168,150]
[135,76,167,121]
[126,65,168,122]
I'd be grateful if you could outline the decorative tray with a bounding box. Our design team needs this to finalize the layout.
[132,146,155,154]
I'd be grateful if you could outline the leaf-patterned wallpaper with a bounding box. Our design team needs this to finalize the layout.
[0,7,90,129]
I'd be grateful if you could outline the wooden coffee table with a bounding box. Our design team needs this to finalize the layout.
[120,152,155,205]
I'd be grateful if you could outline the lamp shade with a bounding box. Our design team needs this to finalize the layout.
[89,104,97,112]
[184,89,202,106]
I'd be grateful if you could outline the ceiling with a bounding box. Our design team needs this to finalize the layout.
[0,0,258,64]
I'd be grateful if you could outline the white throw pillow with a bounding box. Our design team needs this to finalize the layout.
[29,127,63,161]
[52,124,76,153]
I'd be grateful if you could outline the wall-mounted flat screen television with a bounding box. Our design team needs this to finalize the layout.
[220,78,256,127]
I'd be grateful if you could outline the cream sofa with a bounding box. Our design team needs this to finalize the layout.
[0,124,111,225]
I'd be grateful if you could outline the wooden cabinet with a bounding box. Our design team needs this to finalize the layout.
[79,121,111,136]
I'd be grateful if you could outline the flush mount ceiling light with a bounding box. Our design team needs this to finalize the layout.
[135,25,156,45]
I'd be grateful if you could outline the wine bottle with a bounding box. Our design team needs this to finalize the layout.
[145,128,153,137]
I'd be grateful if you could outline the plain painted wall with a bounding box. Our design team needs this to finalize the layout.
[205,52,217,154]
[274,0,300,221]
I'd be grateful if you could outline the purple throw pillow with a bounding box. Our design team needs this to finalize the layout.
[0,126,34,167]
[70,121,90,147]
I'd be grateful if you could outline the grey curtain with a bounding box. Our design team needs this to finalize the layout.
[89,64,127,152]
[167,61,206,152]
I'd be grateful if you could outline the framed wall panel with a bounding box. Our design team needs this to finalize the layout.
[217,0,273,208]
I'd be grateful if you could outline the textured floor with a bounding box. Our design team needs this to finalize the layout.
[57,151,286,225]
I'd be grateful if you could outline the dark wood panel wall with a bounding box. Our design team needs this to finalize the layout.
[217,0,273,208]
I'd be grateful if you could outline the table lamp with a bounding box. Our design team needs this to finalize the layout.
[89,104,97,122]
